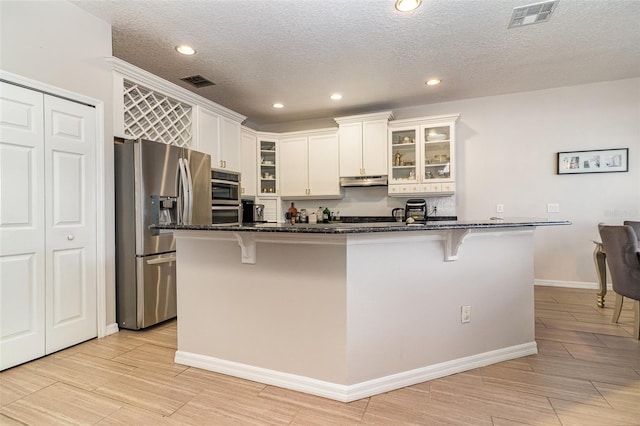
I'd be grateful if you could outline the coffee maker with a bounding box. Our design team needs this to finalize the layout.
[241,199,265,223]
[405,199,427,223]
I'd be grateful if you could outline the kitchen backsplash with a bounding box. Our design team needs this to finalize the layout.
[283,186,457,218]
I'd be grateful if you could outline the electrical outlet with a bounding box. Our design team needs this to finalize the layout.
[461,305,471,323]
[547,203,560,213]
[496,204,504,213]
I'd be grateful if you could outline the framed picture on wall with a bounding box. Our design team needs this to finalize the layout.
[557,148,629,175]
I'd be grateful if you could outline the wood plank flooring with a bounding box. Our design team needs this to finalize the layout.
[1,286,639,425]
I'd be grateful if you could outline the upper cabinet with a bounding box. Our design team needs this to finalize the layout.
[220,117,241,171]
[388,114,460,197]
[257,135,279,196]
[111,58,246,169]
[335,111,393,177]
[279,130,341,200]
[240,127,257,197]
[198,107,241,171]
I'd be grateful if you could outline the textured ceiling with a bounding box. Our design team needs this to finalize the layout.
[72,0,640,129]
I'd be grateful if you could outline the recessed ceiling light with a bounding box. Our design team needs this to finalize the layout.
[330,93,343,101]
[426,79,441,86]
[273,103,284,109]
[395,0,421,12]
[175,45,196,55]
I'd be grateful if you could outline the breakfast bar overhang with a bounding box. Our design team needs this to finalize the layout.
[158,219,569,402]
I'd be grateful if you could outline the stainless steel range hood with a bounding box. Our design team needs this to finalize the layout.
[339,176,388,187]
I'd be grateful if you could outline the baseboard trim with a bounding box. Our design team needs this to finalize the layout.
[535,279,612,290]
[105,323,119,336]
[175,342,537,402]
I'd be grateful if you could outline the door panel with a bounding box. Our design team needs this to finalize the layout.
[51,248,84,326]
[187,149,212,225]
[138,253,177,329]
[44,95,97,354]
[338,122,362,177]
[362,119,388,176]
[52,151,83,225]
[220,117,240,171]
[0,82,45,370]
[308,134,340,196]
[137,140,180,255]
[279,137,308,197]
[0,253,44,369]
[198,108,220,168]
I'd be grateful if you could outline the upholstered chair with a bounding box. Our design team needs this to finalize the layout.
[623,221,640,240]
[598,224,640,339]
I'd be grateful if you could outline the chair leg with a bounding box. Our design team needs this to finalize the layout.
[612,293,624,324]
[633,300,640,340]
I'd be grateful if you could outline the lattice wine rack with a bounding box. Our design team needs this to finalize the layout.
[123,80,193,147]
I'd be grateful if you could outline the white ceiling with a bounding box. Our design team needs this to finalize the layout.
[72,0,640,129]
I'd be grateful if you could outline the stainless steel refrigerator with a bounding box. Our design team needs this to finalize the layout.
[115,139,211,329]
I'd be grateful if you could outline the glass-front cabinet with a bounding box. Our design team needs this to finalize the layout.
[390,128,418,182]
[259,139,278,195]
[388,114,459,197]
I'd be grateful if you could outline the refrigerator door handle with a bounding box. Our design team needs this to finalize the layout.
[184,158,194,224]
[177,158,189,224]
[145,254,177,265]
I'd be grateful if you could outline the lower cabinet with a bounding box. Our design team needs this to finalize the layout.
[0,81,98,370]
[279,131,342,200]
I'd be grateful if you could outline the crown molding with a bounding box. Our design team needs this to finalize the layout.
[107,56,246,124]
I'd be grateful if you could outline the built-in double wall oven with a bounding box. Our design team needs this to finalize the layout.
[211,169,241,224]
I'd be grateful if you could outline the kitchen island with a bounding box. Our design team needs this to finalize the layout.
[156,218,569,402]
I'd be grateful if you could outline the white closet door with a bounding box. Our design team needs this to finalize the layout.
[0,82,46,370]
[44,96,97,353]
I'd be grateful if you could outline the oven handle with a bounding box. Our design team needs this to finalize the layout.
[211,179,240,186]
[211,206,242,211]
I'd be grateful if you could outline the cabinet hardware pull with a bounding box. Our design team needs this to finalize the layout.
[67,235,75,241]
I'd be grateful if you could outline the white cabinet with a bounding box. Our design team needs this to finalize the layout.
[220,117,241,171]
[279,136,308,197]
[240,128,257,197]
[0,82,98,370]
[258,136,278,195]
[197,107,241,171]
[279,131,341,199]
[388,114,460,197]
[335,111,393,177]
[308,134,341,197]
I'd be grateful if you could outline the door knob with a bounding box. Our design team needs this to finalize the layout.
[67,235,75,241]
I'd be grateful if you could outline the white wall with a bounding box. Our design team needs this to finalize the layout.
[391,79,640,284]
[288,79,640,285]
[1,1,116,325]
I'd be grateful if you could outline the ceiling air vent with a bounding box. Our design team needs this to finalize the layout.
[180,75,216,88]
[508,0,558,28]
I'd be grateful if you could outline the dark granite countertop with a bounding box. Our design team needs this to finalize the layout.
[153,218,571,234]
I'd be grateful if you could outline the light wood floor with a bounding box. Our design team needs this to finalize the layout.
[1,286,639,425]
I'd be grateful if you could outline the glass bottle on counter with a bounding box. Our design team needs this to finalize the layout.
[288,202,297,224]
[323,207,330,223]
[316,207,323,223]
